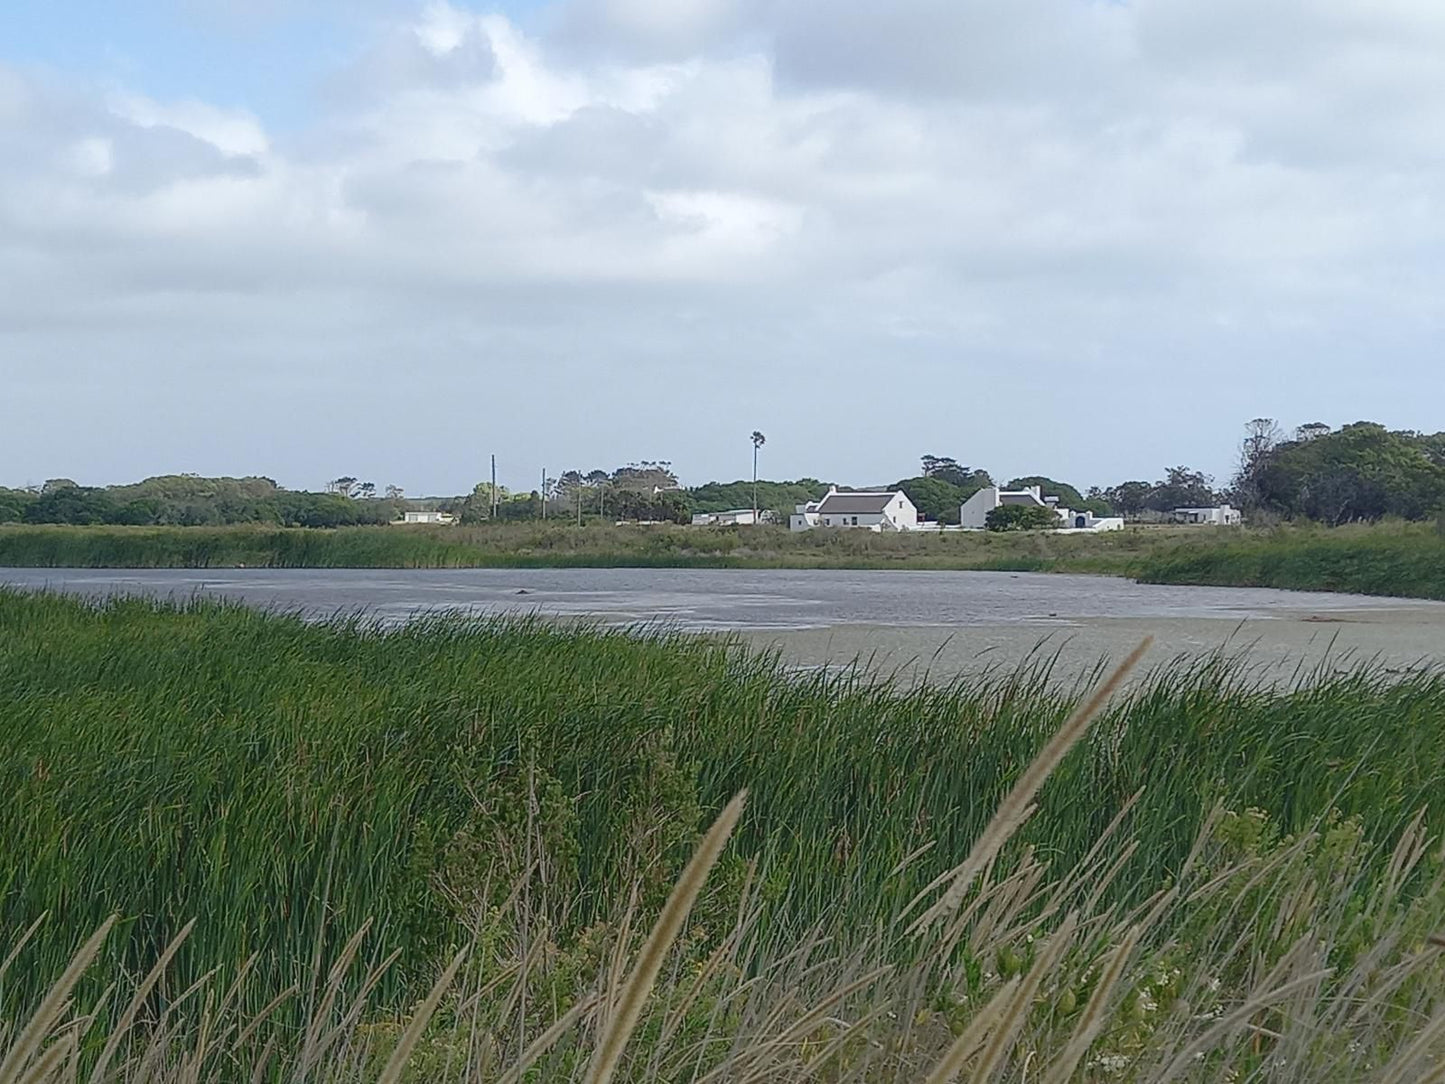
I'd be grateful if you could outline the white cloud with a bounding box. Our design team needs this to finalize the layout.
[111,94,270,157]
[1,0,1443,493]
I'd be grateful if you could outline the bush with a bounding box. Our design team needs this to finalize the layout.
[985,504,1060,531]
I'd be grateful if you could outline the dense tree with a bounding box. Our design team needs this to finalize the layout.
[610,488,690,523]
[611,462,678,494]
[1101,481,1153,516]
[1232,418,1284,510]
[0,488,35,523]
[325,477,361,498]
[892,477,967,524]
[1146,466,1218,511]
[985,505,1059,532]
[920,455,992,491]
[1251,422,1445,524]
[458,483,496,525]
[1006,476,1085,510]
[891,457,993,524]
[688,479,830,518]
[22,484,117,525]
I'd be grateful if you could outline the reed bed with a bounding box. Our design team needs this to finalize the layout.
[4,520,1444,600]
[3,589,1445,1080]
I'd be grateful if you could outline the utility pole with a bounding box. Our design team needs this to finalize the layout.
[577,479,583,527]
[540,468,547,520]
[490,454,497,519]
[751,431,767,524]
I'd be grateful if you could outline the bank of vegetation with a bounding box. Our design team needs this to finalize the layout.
[4,591,1445,1080]
[5,519,1445,599]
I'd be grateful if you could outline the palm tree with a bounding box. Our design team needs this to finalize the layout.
[751,431,767,522]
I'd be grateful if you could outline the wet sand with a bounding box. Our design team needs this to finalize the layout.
[4,567,1441,687]
[737,606,1445,687]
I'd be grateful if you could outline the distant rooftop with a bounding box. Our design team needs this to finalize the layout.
[998,490,1047,507]
[816,491,897,514]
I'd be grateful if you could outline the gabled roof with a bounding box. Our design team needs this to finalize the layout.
[816,491,899,514]
[998,490,1047,507]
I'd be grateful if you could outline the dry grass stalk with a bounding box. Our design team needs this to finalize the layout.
[86,919,197,1084]
[494,993,601,1084]
[697,965,894,1083]
[923,978,1019,1084]
[0,915,115,1084]
[584,789,747,1084]
[965,911,1078,1084]
[908,638,1153,937]
[1378,1002,1445,1084]
[1039,924,1144,1084]
[0,915,49,989]
[12,1032,73,1084]
[374,945,469,1084]
[1152,968,1333,1083]
[296,919,374,1081]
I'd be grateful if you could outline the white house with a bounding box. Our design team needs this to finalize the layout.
[959,485,1123,532]
[1172,505,1242,526]
[790,488,919,532]
[691,508,759,526]
[399,510,456,525]
[1059,511,1125,533]
[959,485,1067,529]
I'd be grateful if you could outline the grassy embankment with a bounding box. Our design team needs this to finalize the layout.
[5,590,1445,1080]
[3,519,1445,598]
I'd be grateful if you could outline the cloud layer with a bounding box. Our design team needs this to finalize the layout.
[3,0,1443,493]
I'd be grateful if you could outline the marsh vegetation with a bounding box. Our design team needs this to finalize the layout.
[4,591,1445,1079]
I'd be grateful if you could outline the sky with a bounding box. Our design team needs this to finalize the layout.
[2,0,1443,496]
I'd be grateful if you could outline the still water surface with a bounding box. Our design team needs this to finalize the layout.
[0,567,1434,631]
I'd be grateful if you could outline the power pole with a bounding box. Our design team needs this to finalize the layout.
[490,454,497,519]
[577,479,583,527]
[541,468,547,520]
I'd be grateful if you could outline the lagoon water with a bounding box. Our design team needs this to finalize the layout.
[4,567,1443,682]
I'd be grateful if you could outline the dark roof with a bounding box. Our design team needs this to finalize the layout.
[816,492,898,514]
[999,492,1046,506]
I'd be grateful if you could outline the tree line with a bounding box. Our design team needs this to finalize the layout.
[4,420,1442,529]
[0,475,402,529]
[1232,419,1445,524]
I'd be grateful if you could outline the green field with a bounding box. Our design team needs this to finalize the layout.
[4,519,1445,600]
[4,590,1445,1080]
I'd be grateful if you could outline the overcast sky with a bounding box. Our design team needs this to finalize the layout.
[3,0,1443,495]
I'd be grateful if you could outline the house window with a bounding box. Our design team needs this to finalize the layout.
[852,516,859,526]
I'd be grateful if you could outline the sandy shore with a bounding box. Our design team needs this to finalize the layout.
[735,606,1445,687]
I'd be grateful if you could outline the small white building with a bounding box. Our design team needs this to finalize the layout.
[1172,506,1242,526]
[959,485,1067,529]
[399,510,456,525]
[1059,511,1125,533]
[960,485,1123,532]
[790,488,919,532]
[691,508,759,526]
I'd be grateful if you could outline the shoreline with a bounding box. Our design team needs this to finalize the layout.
[6,564,1444,687]
[737,607,1445,687]
[2,521,1444,602]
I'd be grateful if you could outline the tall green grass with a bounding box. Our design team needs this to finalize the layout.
[5,521,1445,601]
[5,595,1445,1081]
[0,521,1155,572]
[4,588,1445,1033]
[1134,520,1445,600]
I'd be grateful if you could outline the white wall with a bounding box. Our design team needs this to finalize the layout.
[884,491,919,530]
[959,487,1000,529]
